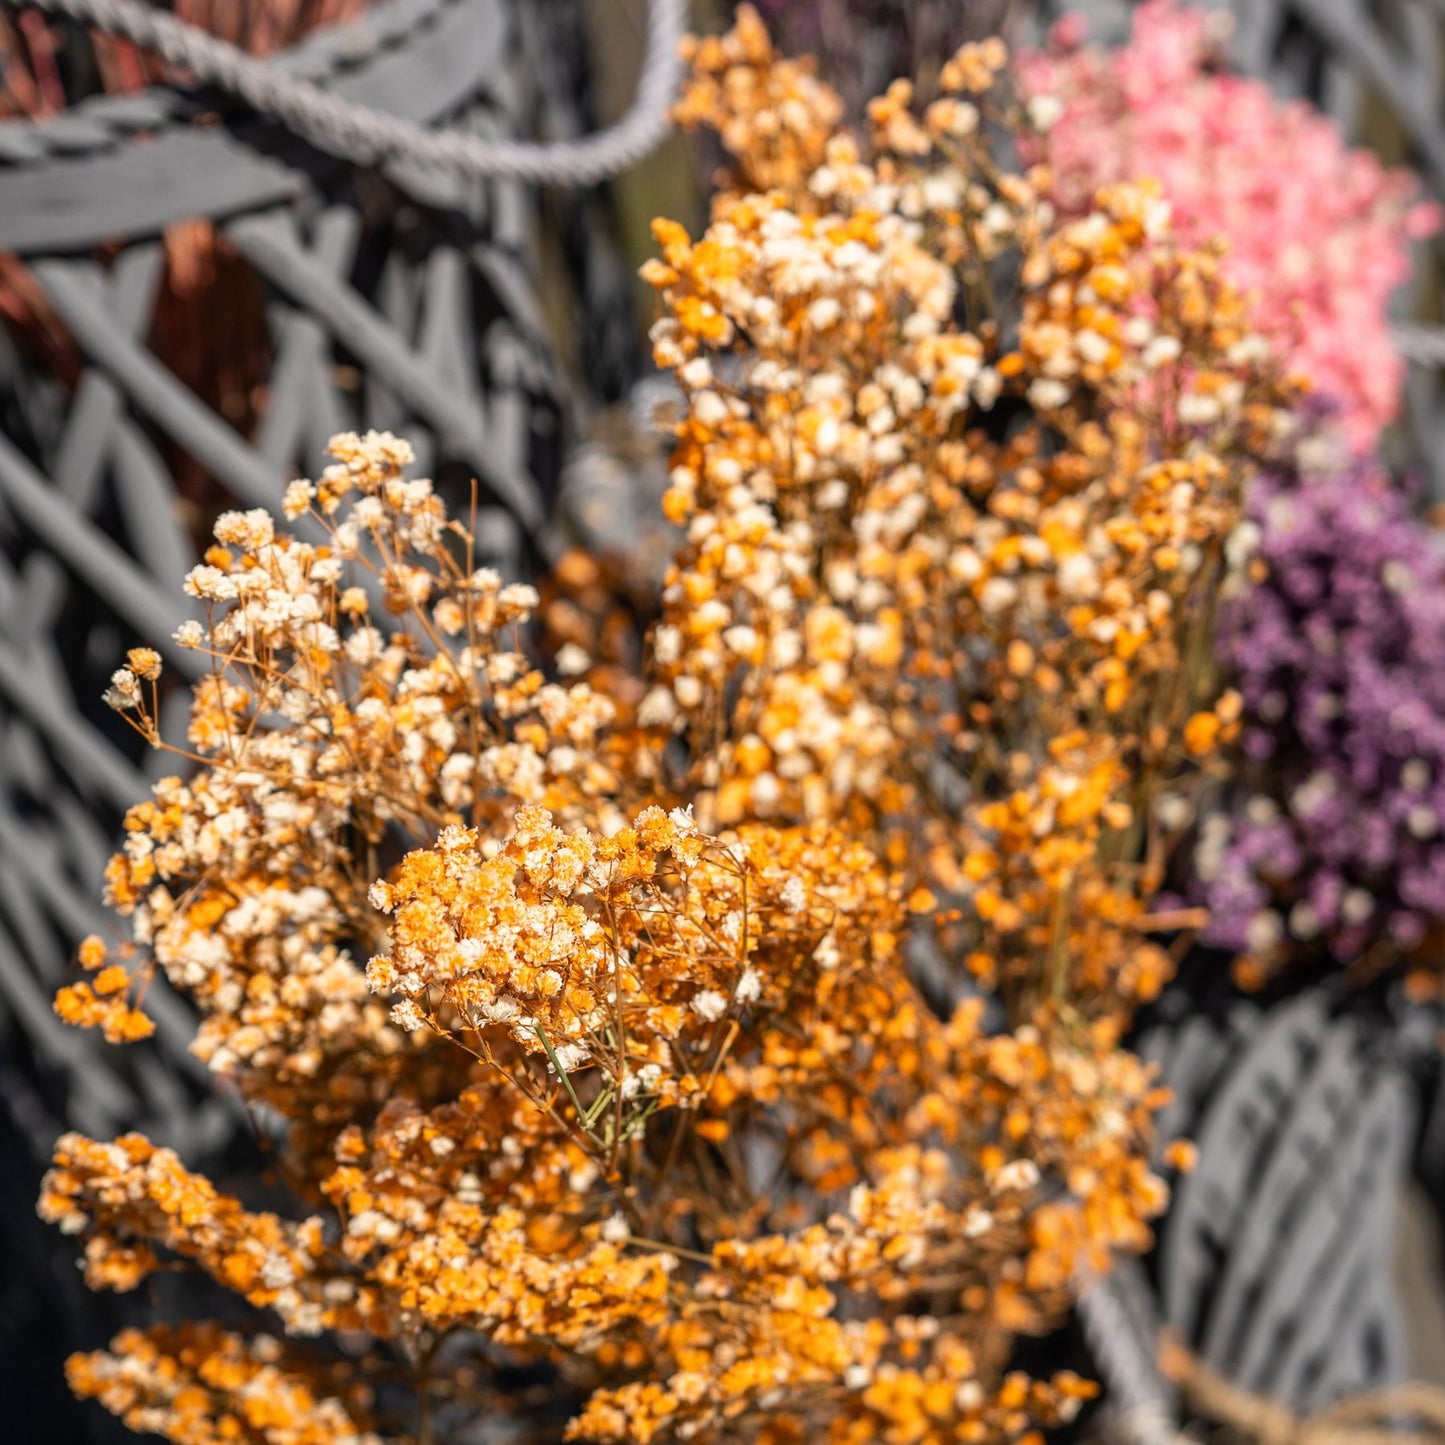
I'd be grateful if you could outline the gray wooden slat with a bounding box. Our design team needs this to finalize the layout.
[469,86,532,254]
[0,837,58,966]
[471,243,566,396]
[419,245,478,396]
[0,128,306,255]
[305,349,352,461]
[1199,1020,1364,1371]
[1161,992,1329,1337]
[485,322,530,506]
[49,793,117,896]
[1139,1013,1229,1151]
[1325,1271,1408,1408]
[9,556,67,648]
[259,294,346,468]
[111,422,193,590]
[66,91,181,133]
[1320,52,1363,137]
[1280,1153,1408,1412]
[51,246,167,507]
[228,210,551,539]
[0,816,112,941]
[0,722,55,820]
[1234,1070,1411,1397]
[0,432,200,671]
[1252,0,1445,189]
[255,207,361,470]
[364,247,413,435]
[0,639,149,812]
[31,260,285,509]
[144,689,194,786]
[471,504,522,574]
[0,127,48,163]
[30,114,125,155]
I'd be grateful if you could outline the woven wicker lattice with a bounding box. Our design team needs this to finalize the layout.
[1140,984,1430,1412]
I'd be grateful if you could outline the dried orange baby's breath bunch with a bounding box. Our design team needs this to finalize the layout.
[673,2,844,195]
[42,426,1163,1444]
[65,432,624,1174]
[650,7,1291,1023]
[65,1324,382,1445]
[38,12,1289,1445]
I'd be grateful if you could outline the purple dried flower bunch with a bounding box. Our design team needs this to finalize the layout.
[1198,459,1445,978]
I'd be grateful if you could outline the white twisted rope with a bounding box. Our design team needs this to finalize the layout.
[3,0,687,185]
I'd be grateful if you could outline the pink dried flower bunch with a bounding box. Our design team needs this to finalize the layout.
[1019,0,1439,455]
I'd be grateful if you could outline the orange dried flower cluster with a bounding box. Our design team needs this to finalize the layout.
[40,1133,325,1320]
[66,1325,380,1445]
[41,12,1291,1445]
[674,4,844,195]
[43,427,1165,1444]
[55,938,156,1043]
[651,7,1285,1028]
[75,430,620,1180]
